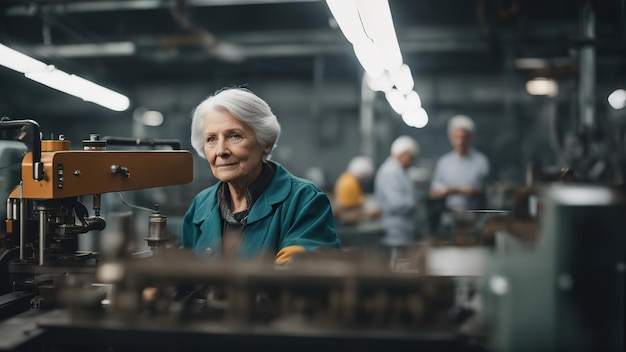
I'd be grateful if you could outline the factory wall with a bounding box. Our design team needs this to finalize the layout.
[5,68,622,232]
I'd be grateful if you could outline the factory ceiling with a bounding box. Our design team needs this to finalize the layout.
[0,0,624,115]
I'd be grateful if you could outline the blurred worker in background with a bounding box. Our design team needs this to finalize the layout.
[333,155,380,225]
[429,115,490,211]
[374,136,420,256]
[180,87,341,264]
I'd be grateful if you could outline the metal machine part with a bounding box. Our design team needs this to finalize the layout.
[0,118,43,181]
[82,133,107,151]
[102,136,182,150]
[484,184,625,352]
[145,209,170,249]
[4,134,192,266]
[0,126,193,320]
[22,249,478,352]
[9,147,192,200]
[0,245,489,352]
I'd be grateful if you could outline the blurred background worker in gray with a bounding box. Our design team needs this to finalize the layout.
[374,135,420,257]
[429,115,490,211]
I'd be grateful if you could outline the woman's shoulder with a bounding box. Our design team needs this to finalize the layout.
[272,161,322,193]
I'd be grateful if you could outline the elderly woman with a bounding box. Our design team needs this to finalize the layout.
[180,87,341,263]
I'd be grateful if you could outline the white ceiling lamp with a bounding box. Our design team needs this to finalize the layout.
[364,71,394,92]
[30,42,136,58]
[0,43,130,111]
[354,0,403,72]
[326,0,425,122]
[0,43,47,73]
[526,77,558,97]
[353,42,385,79]
[608,89,626,110]
[326,0,404,77]
[405,90,422,110]
[326,0,384,78]
[402,107,428,129]
[385,88,407,114]
[133,107,164,126]
[326,0,385,77]
[325,0,370,45]
[389,63,414,95]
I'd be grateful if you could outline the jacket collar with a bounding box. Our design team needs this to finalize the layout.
[192,161,291,225]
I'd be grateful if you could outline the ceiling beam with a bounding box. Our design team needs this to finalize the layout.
[5,0,321,16]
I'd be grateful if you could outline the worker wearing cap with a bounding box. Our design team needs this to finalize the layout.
[333,156,381,224]
[429,115,490,211]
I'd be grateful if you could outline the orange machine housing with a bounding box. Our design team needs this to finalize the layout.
[8,141,193,199]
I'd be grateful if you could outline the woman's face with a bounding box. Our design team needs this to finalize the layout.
[202,108,270,185]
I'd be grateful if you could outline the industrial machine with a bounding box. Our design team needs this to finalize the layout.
[483,184,625,352]
[0,118,193,331]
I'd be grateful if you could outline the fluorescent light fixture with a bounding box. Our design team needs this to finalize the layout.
[526,77,558,97]
[385,88,407,114]
[515,58,549,70]
[31,42,136,58]
[365,71,394,92]
[405,90,422,110]
[0,43,130,111]
[327,0,403,73]
[401,107,428,128]
[354,0,403,71]
[608,89,626,110]
[326,0,427,120]
[325,0,371,45]
[353,42,385,78]
[134,107,164,126]
[548,185,615,205]
[0,43,47,73]
[143,111,164,126]
[389,63,414,95]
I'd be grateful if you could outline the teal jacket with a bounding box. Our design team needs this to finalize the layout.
[179,162,341,260]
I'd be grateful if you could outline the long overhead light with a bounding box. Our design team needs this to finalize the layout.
[0,43,130,111]
[389,63,414,95]
[352,0,402,71]
[31,42,136,58]
[326,0,425,128]
[326,0,403,77]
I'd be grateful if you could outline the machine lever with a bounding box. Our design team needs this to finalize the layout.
[102,136,182,150]
[111,165,130,178]
[75,199,107,232]
[0,117,44,180]
[83,216,106,232]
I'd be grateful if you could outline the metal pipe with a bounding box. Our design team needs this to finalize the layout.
[578,1,595,129]
[0,118,43,180]
[102,136,182,150]
[6,199,11,220]
[39,210,47,266]
[93,194,101,217]
[19,184,25,261]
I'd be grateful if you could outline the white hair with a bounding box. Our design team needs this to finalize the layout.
[390,135,419,156]
[190,87,281,159]
[448,114,475,134]
[347,156,374,178]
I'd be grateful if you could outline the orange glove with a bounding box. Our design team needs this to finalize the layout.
[275,245,306,264]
